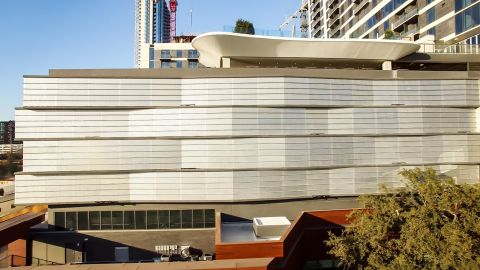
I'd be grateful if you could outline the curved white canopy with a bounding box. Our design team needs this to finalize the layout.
[192,32,421,68]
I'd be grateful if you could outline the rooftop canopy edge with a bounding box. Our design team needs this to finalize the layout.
[192,32,421,68]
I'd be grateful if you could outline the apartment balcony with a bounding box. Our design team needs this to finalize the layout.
[310,0,320,11]
[354,0,370,15]
[329,13,341,28]
[311,7,321,20]
[391,8,419,30]
[327,0,339,8]
[328,4,340,18]
[312,15,323,28]
[399,26,419,38]
[330,24,342,36]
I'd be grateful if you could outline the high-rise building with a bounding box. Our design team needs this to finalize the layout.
[135,0,201,69]
[0,121,15,145]
[135,0,171,68]
[301,0,480,50]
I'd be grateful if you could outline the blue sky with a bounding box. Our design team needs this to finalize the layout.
[0,0,300,121]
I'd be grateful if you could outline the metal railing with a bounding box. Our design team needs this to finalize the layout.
[223,26,296,38]
[399,26,418,37]
[0,255,60,268]
[419,43,480,54]
[328,4,340,18]
[331,24,342,35]
[354,0,370,14]
[391,8,419,30]
[327,0,339,8]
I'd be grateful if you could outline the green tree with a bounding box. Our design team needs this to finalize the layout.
[384,29,394,40]
[234,19,255,35]
[326,168,480,270]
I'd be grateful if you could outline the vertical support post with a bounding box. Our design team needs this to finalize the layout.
[382,61,392,71]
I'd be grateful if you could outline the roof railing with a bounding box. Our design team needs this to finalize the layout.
[419,43,480,54]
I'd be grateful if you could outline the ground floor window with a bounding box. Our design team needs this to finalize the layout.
[54,209,215,231]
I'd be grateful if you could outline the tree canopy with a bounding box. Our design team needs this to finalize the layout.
[326,168,480,270]
[384,29,394,40]
[234,19,255,35]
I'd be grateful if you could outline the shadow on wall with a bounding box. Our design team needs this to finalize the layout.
[29,229,211,264]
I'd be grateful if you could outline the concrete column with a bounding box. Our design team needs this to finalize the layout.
[382,61,392,70]
[221,57,231,68]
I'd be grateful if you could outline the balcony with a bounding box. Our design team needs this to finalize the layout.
[399,26,419,38]
[354,0,370,15]
[391,8,419,30]
[329,13,341,28]
[328,4,340,18]
[330,24,342,36]
[327,0,339,8]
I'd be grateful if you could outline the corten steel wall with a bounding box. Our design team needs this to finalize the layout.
[15,73,480,205]
[215,210,352,269]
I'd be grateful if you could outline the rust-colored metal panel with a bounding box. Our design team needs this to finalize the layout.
[216,242,283,260]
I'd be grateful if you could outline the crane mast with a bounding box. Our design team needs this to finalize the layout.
[169,0,177,42]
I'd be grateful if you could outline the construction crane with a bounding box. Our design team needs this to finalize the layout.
[169,0,178,41]
[279,0,309,38]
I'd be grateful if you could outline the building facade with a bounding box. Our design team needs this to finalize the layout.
[14,34,480,263]
[135,0,171,68]
[135,1,200,69]
[0,121,15,145]
[146,35,201,69]
[303,0,480,49]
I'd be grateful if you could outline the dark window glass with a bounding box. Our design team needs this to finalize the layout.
[204,209,215,228]
[455,3,480,34]
[158,210,169,229]
[135,211,147,229]
[55,212,65,229]
[78,212,89,230]
[456,0,477,11]
[176,61,183,69]
[176,50,183,58]
[101,211,112,230]
[161,61,170,69]
[427,27,435,35]
[181,210,193,229]
[170,210,181,229]
[89,211,100,230]
[65,212,77,230]
[147,210,158,229]
[193,210,204,228]
[161,50,170,58]
[112,211,123,230]
[427,8,435,24]
[124,211,135,230]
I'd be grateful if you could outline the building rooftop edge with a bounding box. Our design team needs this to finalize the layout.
[21,68,480,80]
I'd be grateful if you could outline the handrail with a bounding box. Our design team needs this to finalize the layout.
[392,8,419,30]
[354,0,370,15]
[0,255,61,267]
[418,43,480,54]
[400,26,418,37]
